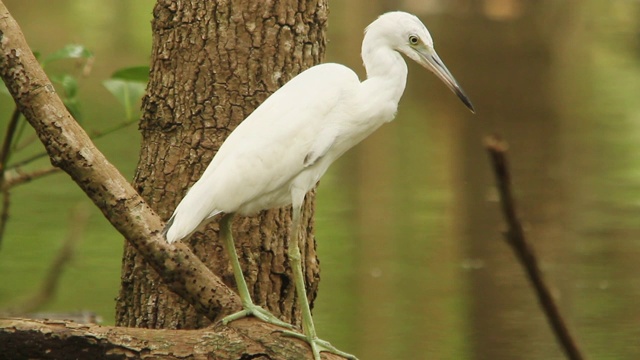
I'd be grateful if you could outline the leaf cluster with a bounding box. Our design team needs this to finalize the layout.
[0,43,149,246]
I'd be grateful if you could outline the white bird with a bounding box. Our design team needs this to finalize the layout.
[164,11,473,360]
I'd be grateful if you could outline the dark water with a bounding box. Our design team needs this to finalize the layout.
[1,1,639,359]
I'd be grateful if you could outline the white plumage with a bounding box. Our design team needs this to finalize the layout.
[164,64,360,242]
[164,11,473,360]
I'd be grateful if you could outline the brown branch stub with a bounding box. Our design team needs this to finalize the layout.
[484,134,586,360]
[2,166,60,189]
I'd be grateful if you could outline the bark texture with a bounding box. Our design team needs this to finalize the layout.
[0,318,344,360]
[116,0,329,329]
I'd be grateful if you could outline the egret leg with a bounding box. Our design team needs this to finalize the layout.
[219,213,293,329]
[280,195,358,360]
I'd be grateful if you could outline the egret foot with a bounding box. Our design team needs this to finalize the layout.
[222,302,293,329]
[217,213,293,330]
[280,330,358,360]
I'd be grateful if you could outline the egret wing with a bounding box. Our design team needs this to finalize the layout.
[166,63,360,240]
[202,63,360,211]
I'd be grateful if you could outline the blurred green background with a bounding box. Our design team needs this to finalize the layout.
[1,1,640,359]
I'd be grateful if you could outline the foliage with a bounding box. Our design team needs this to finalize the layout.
[0,44,149,122]
[41,44,93,121]
[0,43,149,247]
[103,66,149,121]
[41,44,92,67]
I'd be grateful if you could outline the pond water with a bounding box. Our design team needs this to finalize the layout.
[1,1,639,359]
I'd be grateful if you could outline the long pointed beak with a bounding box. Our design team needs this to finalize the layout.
[417,47,475,113]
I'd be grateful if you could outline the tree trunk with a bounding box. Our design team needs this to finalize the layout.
[116,0,328,329]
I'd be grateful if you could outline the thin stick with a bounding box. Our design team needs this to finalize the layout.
[2,166,60,190]
[0,107,21,184]
[7,204,88,314]
[484,135,585,360]
[0,188,9,248]
[7,119,138,171]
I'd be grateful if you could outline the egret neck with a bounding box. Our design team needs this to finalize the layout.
[361,35,409,122]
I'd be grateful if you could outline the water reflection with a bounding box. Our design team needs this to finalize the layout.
[316,1,640,360]
[1,1,639,359]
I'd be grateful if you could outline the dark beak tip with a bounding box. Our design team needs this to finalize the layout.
[456,90,475,114]
[466,101,476,114]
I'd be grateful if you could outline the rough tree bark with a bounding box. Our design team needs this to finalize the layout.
[116,0,328,329]
[0,0,342,358]
[0,317,327,359]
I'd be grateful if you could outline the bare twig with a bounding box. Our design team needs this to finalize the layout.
[6,119,138,172]
[2,166,60,190]
[0,107,21,185]
[0,165,60,247]
[15,204,89,314]
[484,135,585,360]
[13,131,37,152]
[87,118,138,138]
[0,188,9,247]
[3,151,48,169]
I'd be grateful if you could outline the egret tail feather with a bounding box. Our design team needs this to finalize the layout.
[162,215,176,243]
[163,209,223,244]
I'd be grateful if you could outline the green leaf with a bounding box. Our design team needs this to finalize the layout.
[103,78,147,120]
[50,74,79,98]
[103,66,148,119]
[42,44,93,66]
[50,74,82,121]
[63,97,82,122]
[111,66,149,83]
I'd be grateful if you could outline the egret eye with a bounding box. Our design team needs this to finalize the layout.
[409,35,419,45]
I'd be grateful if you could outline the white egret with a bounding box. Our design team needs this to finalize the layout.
[164,11,474,360]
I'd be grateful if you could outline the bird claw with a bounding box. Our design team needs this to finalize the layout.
[222,303,294,329]
[279,329,358,360]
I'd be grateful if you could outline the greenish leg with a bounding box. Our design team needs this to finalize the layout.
[280,195,358,360]
[219,213,293,329]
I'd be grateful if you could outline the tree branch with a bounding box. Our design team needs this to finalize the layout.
[484,135,585,360]
[2,166,60,189]
[0,0,240,323]
[0,317,338,360]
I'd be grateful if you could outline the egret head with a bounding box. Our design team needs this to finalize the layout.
[366,12,475,113]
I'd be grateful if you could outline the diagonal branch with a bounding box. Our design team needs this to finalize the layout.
[0,0,240,322]
[484,135,585,360]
